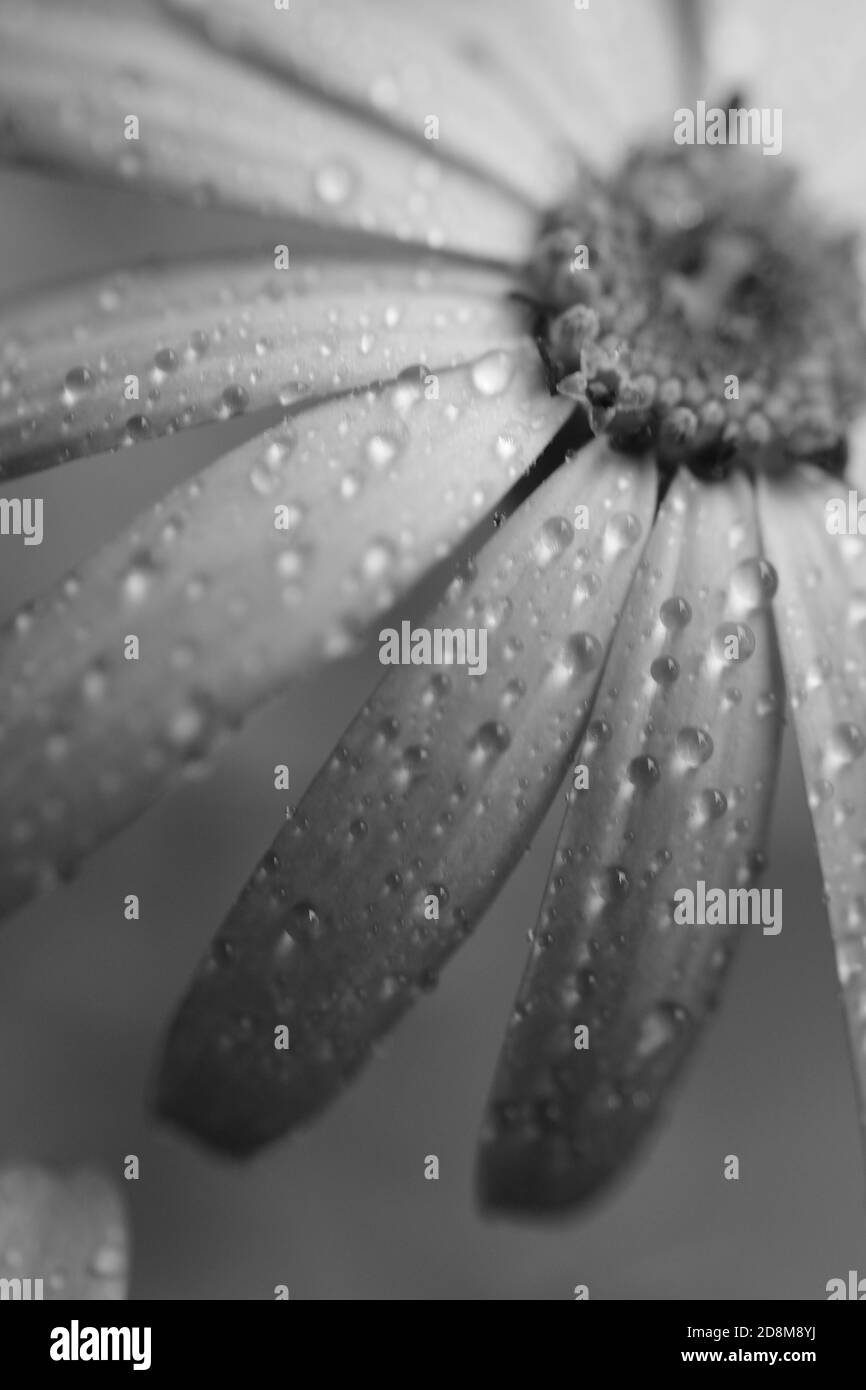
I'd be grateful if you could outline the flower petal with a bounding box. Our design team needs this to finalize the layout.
[0,1163,128,1299]
[757,459,866,1143]
[0,0,535,263]
[433,0,690,167]
[0,343,570,920]
[155,438,657,1154]
[163,0,570,210]
[703,0,866,227]
[0,257,519,477]
[478,468,785,1212]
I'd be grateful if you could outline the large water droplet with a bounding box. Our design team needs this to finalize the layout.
[553,631,603,680]
[469,720,511,760]
[470,350,514,397]
[826,722,865,770]
[604,511,643,558]
[634,1002,689,1061]
[676,726,714,768]
[712,621,756,664]
[313,160,357,206]
[730,557,778,613]
[534,516,574,567]
[659,596,692,630]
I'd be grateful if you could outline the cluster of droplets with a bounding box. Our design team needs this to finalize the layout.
[530,145,866,477]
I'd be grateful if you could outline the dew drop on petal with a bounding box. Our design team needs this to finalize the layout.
[62,366,95,405]
[470,350,515,397]
[676,726,714,768]
[650,654,680,686]
[689,788,728,826]
[634,1002,689,1061]
[627,754,661,789]
[659,596,692,630]
[826,722,865,770]
[364,430,404,469]
[220,383,250,418]
[469,720,512,761]
[534,516,574,567]
[729,557,778,613]
[712,621,756,664]
[603,510,643,558]
[553,631,603,680]
[313,160,357,206]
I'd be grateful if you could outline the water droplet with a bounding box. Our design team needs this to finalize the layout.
[628,754,660,788]
[287,900,325,948]
[827,722,865,770]
[364,430,404,469]
[729,557,778,613]
[469,721,511,760]
[659,596,692,630]
[313,160,357,206]
[712,621,756,664]
[650,654,680,686]
[604,511,643,557]
[553,631,603,680]
[167,695,213,756]
[805,655,833,691]
[362,538,395,579]
[122,551,156,605]
[470,350,514,397]
[594,865,631,903]
[88,1243,127,1280]
[220,383,249,418]
[534,515,574,566]
[634,1002,689,1061]
[153,347,178,374]
[676,726,714,768]
[572,572,601,605]
[501,677,526,709]
[62,365,94,403]
[690,788,728,826]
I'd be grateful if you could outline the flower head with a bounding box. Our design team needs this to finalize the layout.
[0,0,864,1272]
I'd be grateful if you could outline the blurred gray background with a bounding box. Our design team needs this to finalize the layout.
[1,138,865,1299]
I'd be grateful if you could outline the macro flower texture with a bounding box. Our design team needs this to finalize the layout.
[0,0,865,1301]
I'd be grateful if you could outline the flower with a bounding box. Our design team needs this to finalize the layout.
[0,0,864,1241]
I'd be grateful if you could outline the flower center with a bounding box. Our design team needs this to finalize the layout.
[530,143,866,478]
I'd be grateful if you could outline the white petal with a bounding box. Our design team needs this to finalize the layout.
[0,0,535,262]
[0,1164,129,1299]
[479,469,785,1210]
[758,460,866,1141]
[0,343,571,919]
[155,437,657,1152]
[0,257,520,475]
[433,0,691,168]
[164,0,571,210]
[704,0,866,227]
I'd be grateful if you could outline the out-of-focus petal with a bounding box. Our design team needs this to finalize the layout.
[0,258,519,476]
[0,0,535,263]
[479,469,784,1212]
[703,0,866,228]
[0,344,571,921]
[0,1164,128,1299]
[758,455,866,1144]
[433,0,692,168]
[154,439,657,1154]
[162,0,571,210]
